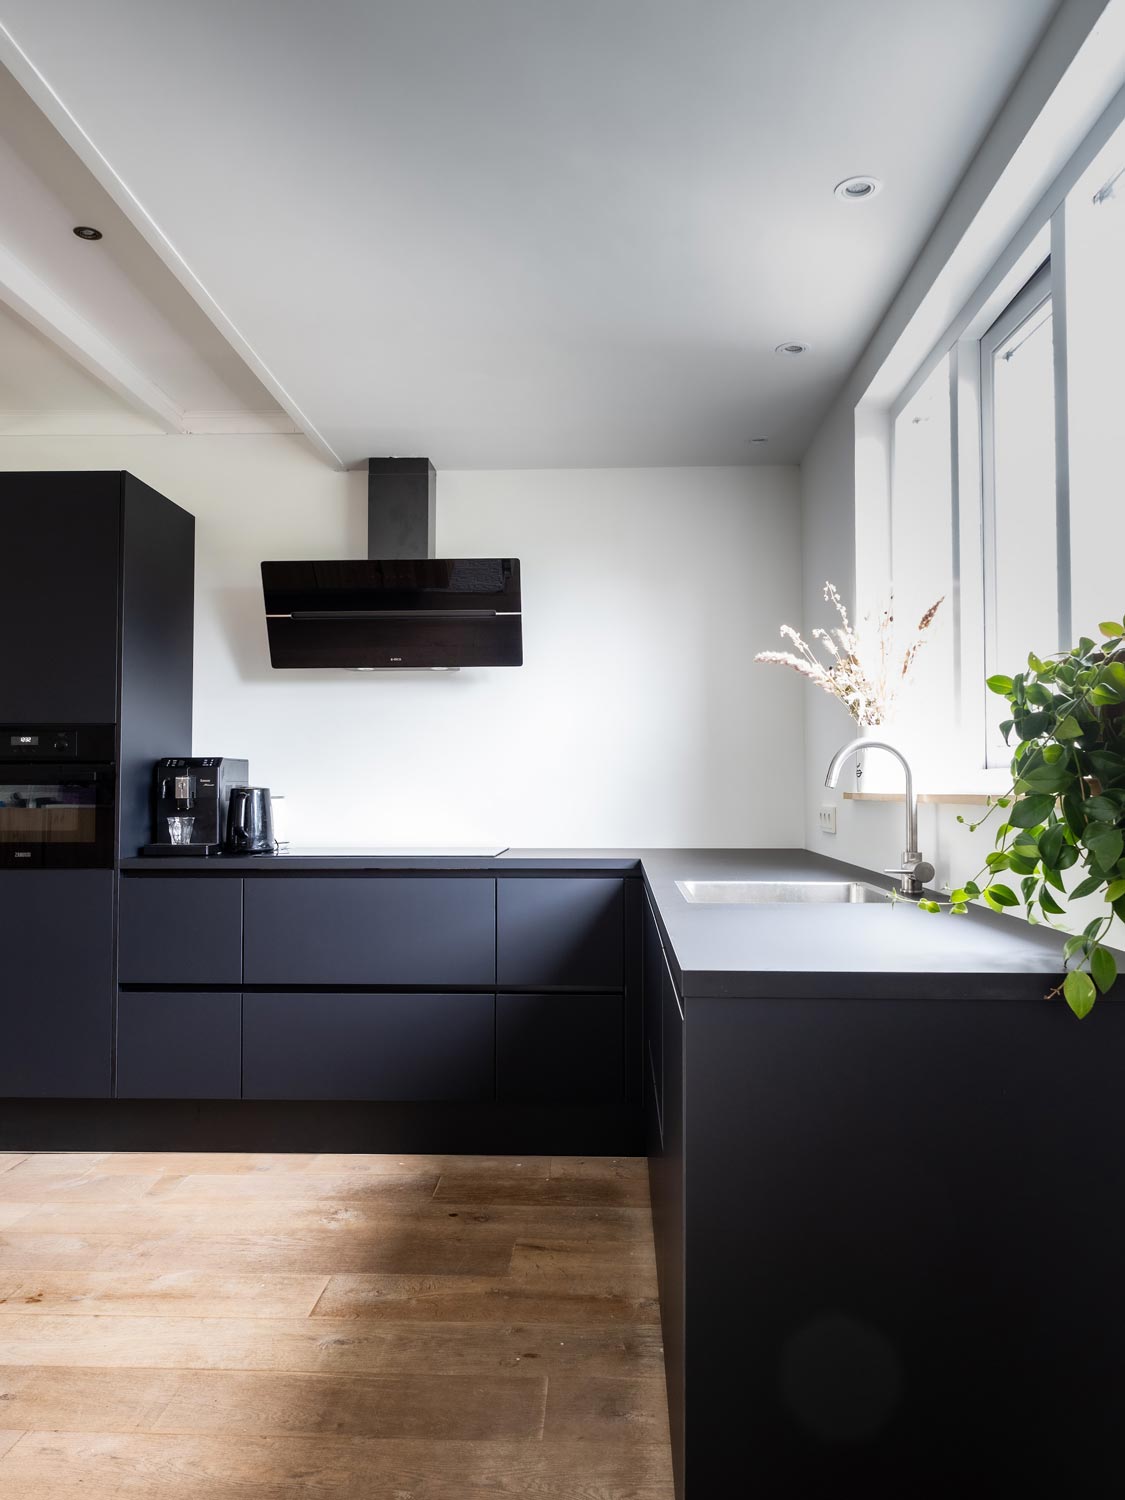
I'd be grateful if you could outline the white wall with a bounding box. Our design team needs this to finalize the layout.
[0,434,805,849]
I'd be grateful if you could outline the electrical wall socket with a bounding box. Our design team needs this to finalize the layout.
[818,804,837,835]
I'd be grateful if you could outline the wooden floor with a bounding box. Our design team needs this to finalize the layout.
[0,1151,672,1498]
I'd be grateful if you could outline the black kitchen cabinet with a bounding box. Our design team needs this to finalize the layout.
[120,877,243,985]
[0,871,113,1097]
[497,876,624,988]
[117,991,241,1099]
[244,876,496,987]
[242,991,495,1100]
[645,894,685,1498]
[0,474,122,723]
[496,992,625,1104]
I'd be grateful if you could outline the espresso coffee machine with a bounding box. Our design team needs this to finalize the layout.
[143,757,249,856]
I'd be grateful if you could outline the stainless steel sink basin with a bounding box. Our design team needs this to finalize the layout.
[676,879,891,905]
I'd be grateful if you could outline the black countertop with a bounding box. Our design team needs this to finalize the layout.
[119,846,1091,1002]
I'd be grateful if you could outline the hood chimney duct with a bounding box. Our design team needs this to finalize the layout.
[368,458,436,560]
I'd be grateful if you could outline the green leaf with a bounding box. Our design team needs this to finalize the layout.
[1020,765,1074,796]
[1044,863,1067,892]
[1099,621,1124,639]
[1104,662,1125,693]
[984,883,1019,907]
[1028,651,1046,671]
[1064,969,1097,1019]
[964,881,981,897]
[1056,716,1083,740]
[1082,795,1120,822]
[1063,934,1089,963]
[1069,871,1108,900]
[1038,825,1066,868]
[918,899,941,914]
[950,902,969,915]
[986,674,1014,696]
[1040,888,1065,915]
[1085,825,1124,873]
[1105,879,1125,902]
[1092,947,1120,996]
[1009,794,1055,828]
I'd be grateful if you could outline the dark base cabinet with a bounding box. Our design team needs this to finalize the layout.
[0,871,113,1098]
[243,992,495,1101]
[644,892,1125,1495]
[497,993,625,1104]
[117,992,241,1100]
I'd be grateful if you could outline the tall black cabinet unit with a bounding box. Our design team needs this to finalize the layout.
[0,472,194,1097]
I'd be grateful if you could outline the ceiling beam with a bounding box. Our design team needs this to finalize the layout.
[0,242,185,432]
[0,23,346,469]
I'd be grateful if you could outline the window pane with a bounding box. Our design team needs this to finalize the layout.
[1066,118,1125,638]
[985,283,1057,760]
[890,355,953,782]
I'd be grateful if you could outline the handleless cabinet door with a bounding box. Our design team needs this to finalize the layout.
[243,877,495,987]
[243,992,494,1100]
[0,870,113,1097]
[117,992,241,1099]
[496,992,625,1105]
[497,877,624,989]
[119,877,243,985]
[0,474,122,722]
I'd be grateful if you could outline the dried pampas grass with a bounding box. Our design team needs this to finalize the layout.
[755,582,943,727]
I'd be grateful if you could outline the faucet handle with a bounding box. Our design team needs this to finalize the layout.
[883,854,935,896]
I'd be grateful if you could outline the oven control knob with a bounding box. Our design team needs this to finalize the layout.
[52,734,69,752]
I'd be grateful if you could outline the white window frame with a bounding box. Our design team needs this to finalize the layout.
[881,80,1125,784]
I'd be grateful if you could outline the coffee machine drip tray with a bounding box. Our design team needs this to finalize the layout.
[140,842,223,858]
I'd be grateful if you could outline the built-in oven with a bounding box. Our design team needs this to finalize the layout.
[0,725,116,869]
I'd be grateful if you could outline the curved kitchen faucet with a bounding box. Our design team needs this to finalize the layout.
[824,738,936,897]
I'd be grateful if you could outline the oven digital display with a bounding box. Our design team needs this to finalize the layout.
[11,735,37,747]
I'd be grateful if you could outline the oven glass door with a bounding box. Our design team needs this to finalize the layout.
[0,763,115,868]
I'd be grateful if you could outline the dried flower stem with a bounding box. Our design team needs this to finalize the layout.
[755,582,944,726]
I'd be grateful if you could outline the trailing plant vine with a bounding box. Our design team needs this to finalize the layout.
[919,620,1125,1018]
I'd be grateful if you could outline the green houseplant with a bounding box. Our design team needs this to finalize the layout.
[924,620,1125,1018]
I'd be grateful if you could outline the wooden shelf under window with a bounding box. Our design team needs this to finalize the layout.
[843,791,994,806]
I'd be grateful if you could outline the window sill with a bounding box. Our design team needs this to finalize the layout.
[844,790,996,807]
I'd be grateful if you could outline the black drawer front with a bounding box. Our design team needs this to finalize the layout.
[119,877,243,985]
[242,991,495,1101]
[496,992,625,1105]
[243,877,495,986]
[117,991,241,1099]
[497,877,624,989]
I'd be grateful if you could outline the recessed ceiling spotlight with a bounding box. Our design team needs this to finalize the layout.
[775,342,809,356]
[72,225,103,240]
[834,176,882,202]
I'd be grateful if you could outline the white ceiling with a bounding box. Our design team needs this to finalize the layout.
[0,0,1059,467]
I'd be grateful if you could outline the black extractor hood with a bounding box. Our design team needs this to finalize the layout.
[261,459,522,670]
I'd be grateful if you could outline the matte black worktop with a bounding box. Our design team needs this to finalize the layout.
[120,846,1088,1003]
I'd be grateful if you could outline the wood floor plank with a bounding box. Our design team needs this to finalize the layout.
[433,1172,650,1207]
[0,1155,102,1176]
[311,1270,659,1324]
[544,1376,672,1445]
[152,1171,441,1203]
[0,1365,547,1440]
[0,1159,27,1178]
[0,1171,161,1204]
[0,1431,676,1499]
[0,1270,328,1320]
[0,1313,663,1378]
[160,1368,548,1440]
[509,1238,659,1298]
[0,1429,24,1459]
[0,1228,519,1277]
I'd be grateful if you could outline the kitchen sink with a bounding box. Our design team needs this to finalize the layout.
[676,879,891,905]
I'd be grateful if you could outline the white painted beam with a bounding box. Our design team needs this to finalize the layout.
[0,22,346,470]
[0,242,185,432]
